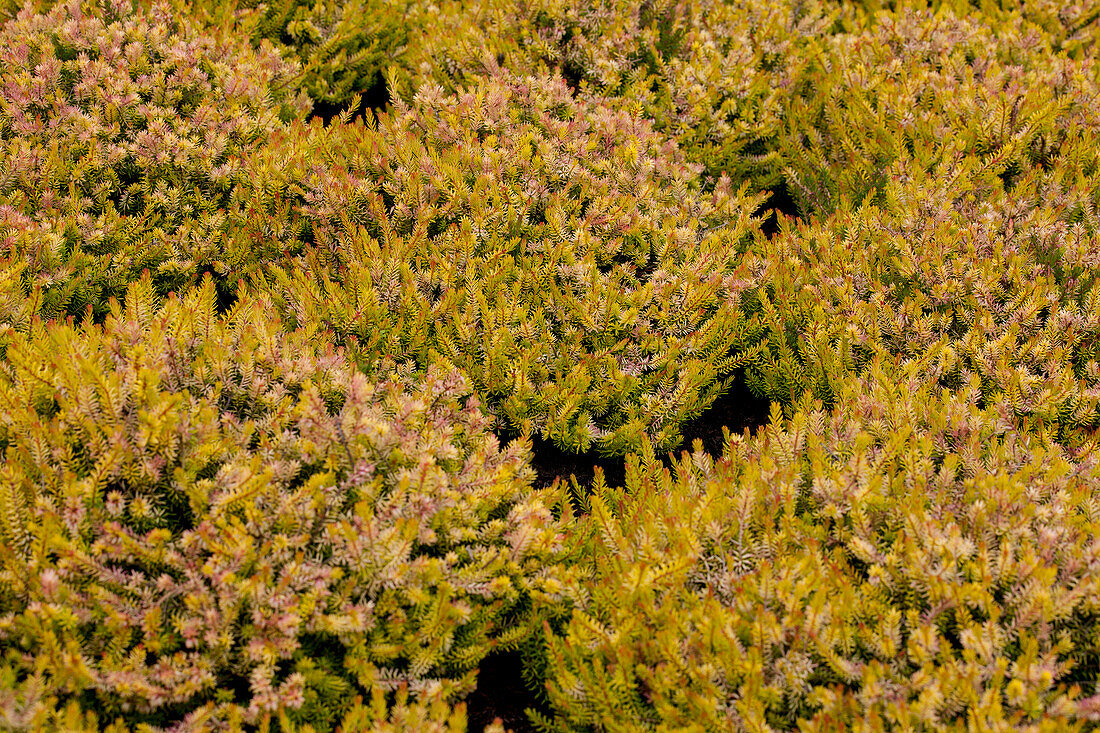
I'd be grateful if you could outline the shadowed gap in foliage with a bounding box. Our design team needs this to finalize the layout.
[756,180,799,239]
[310,72,389,126]
[466,651,543,733]
[524,433,627,493]
[670,368,772,458]
[519,369,771,494]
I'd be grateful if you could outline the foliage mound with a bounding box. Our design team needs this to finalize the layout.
[406,0,838,194]
[0,0,1099,730]
[255,71,768,456]
[408,0,1100,223]
[534,365,1100,731]
[774,7,1100,217]
[193,0,417,115]
[738,165,1100,454]
[0,0,310,325]
[852,0,1100,58]
[0,277,569,730]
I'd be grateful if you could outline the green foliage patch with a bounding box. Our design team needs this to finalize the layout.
[774,7,1100,218]
[0,0,311,324]
[741,162,1100,454]
[535,366,1100,730]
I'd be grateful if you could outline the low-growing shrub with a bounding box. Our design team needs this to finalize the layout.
[0,0,311,323]
[775,7,1100,217]
[254,72,769,457]
[738,164,1100,451]
[0,0,415,118]
[410,0,1100,224]
[0,683,472,732]
[189,0,417,116]
[532,363,1100,730]
[1,0,1099,729]
[407,0,838,193]
[0,277,571,730]
[850,0,1100,59]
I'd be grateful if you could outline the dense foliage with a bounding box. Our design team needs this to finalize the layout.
[0,0,310,325]
[0,278,570,730]
[535,367,1100,730]
[194,0,415,114]
[740,166,1100,450]
[408,0,838,195]
[254,71,767,456]
[1,0,1100,730]
[772,8,1100,217]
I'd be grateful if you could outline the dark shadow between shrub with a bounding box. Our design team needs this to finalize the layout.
[309,73,389,126]
[671,368,772,458]
[466,651,543,733]
[756,180,799,239]
[515,369,770,495]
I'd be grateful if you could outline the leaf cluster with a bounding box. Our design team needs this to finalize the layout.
[0,277,571,730]
[0,0,311,323]
[255,71,769,456]
[535,367,1100,730]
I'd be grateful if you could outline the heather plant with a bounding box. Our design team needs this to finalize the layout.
[189,0,417,115]
[404,0,838,193]
[0,683,473,732]
[2,0,1100,728]
[0,0,415,117]
[401,0,1100,220]
[774,7,1100,217]
[0,0,51,19]
[532,362,1100,730]
[852,0,1100,58]
[736,163,1100,453]
[253,72,769,456]
[0,276,573,730]
[988,0,1100,57]
[0,0,311,323]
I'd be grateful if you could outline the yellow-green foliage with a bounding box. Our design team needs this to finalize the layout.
[740,165,1100,452]
[2,0,1100,729]
[535,364,1100,731]
[408,0,839,192]
[186,0,418,112]
[0,0,417,114]
[408,0,1100,220]
[252,72,768,456]
[851,0,1100,58]
[0,0,311,323]
[0,277,571,730]
[0,682,471,732]
[774,6,1100,217]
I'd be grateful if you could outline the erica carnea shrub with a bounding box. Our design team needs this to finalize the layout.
[849,0,1100,58]
[740,166,1100,451]
[0,0,311,324]
[0,0,418,117]
[775,7,1100,217]
[253,71,768,457]
[0,277,571,730]
[532,363,1100,731]
[0,683,475,732]
[409,0,1100,222]
[192,0,417,115]
[407,0,837,193]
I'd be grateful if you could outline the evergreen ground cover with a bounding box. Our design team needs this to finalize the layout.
[1,0,1100,730]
